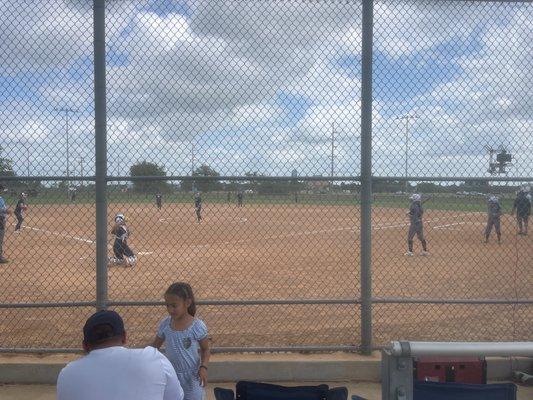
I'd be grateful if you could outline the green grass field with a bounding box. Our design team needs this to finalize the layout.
[2,189,517,213]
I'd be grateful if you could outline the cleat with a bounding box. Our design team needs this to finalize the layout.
[421,251,430,256]
[405,251,414,257]
[0,258,9,264]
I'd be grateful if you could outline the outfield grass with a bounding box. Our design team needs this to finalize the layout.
[3,190,517,213]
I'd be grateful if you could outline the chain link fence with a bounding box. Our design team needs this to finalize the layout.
[0,0,531,352]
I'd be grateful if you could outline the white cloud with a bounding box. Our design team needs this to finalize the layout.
[1,0,531,178]
[374,0,509,57]
[0,0,135,74]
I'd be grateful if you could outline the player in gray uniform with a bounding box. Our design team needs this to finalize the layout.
[484,195,502,243]
[194,192,202,223]
[406,193,429,256]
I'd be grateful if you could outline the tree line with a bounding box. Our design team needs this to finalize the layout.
[0,152,523,196]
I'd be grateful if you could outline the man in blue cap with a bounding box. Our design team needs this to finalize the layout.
[57,310,183,400]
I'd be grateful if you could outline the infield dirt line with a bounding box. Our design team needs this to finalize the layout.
[186,218,450,250]
[18,224,156,258]
[22,225,95,244]
[20,214,473,256]
[433,222,468,229]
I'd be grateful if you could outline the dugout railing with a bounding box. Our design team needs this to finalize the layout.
[381,341,533,400]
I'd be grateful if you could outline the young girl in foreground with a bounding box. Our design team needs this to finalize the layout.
[153,282,210,400]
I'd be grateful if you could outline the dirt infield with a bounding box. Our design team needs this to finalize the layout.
[0,202,531,349]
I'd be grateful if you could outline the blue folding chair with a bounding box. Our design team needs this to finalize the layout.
[414,381,517,400]
[214,381,348,400]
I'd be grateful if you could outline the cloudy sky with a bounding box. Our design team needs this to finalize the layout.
[0,0,531,181]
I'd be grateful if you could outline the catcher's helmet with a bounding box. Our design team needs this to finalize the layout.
[410,193,421,202]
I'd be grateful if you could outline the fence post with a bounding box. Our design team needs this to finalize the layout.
[360,0,374,355]
[381,348,413,400]
[94,0,108,311]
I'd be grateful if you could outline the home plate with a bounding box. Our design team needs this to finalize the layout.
[240,218,247,223]
[138,251,154,255]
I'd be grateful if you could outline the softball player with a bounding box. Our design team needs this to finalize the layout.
[484,195,502,243]
[0,184,10,264]
[109,213,136,267]
[194,192,202,223]
[14,192,27,232]
[511,186,531,235]
[155,193,163,210]
[406,193,429,256]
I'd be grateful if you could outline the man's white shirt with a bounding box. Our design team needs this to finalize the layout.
[57,346,183,400]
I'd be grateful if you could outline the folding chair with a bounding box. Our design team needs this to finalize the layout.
[214,381,348,400]
[414,381,517,400]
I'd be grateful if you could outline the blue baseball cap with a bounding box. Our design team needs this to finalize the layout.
[83,310,125,345]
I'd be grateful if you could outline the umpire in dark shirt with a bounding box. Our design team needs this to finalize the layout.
[14,192,27,232]
[511,187,531,235]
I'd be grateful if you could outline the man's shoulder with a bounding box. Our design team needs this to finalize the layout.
[62,347,165,370]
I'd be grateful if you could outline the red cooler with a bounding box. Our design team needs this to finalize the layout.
[414,357,487,384]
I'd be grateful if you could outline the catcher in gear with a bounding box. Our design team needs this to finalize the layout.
[109,213,136,267]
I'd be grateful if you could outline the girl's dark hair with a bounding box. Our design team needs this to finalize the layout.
[165,282,196,316]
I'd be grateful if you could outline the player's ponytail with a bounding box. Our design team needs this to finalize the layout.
[165,282,197,316]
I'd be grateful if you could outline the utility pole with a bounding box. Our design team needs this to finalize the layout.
[54,107,78,197]
[395,114,418,192]
[25,143,30,178]
[191,139,196,192]
[331,122,336,180]
[79,157,84,187]
[330,122,336,192]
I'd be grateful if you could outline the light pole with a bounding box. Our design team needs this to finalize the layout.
[191,139,196,192]
[79,157,84,187]
[330,122,336,191]
[395,114,418,192]
[23,142,29,178]
[54,107,78,196]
